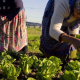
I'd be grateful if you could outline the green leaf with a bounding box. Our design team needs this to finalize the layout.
[27,77,36,80]
[75,34,80,39]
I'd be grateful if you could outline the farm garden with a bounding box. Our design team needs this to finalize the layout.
[0,27,80,80]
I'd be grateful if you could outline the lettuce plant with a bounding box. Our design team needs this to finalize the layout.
[0,52,16,63]
[60,60,80,80]
[34,56,62,80]
[0,52,21,80]
[0,58,21,80]
[65,60,80,71]
[19,54,34,75]
[27,77,36,80]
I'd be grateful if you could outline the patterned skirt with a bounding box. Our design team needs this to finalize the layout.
[0,9,28,52]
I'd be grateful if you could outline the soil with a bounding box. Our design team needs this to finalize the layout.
[0,52,64,80]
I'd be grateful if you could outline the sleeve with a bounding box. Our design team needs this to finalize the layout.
[7,0,23,21]
[49,0,70,41]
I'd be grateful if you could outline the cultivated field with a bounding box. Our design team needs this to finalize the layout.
[0,27,80,80]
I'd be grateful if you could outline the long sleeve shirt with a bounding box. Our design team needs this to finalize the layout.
[49,0,79,41]
[0,0,23,21]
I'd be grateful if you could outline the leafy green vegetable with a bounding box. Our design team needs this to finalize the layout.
[0,52,21,80]
[75,34,80,39]
[35,56,62,80]
[60,70,77,80]
[0,58,21,80]
[60,60,80,80]
[5,49,20,59]
[65,60,80,71]
[0,52,16,63]
[19,54,34,75]
[27,77,36,80]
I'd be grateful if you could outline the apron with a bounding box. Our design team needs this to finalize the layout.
[0,9,28,52]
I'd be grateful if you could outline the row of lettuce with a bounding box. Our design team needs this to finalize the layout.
[0,52,80,80]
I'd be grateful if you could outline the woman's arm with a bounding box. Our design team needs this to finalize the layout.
[61,33,80,53]
[49,0,70,41]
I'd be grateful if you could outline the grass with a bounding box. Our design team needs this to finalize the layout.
[27,27,42,53]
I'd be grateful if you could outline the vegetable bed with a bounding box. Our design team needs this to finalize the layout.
[0,51,64,80]
[0,51,80,80]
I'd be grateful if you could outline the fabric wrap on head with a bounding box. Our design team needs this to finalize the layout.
[75,0,80,9]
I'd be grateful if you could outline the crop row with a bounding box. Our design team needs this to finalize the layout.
[0,51,80,80]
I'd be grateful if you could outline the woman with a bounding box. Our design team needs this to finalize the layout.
[40,0,80,69]
[0,0,28,54]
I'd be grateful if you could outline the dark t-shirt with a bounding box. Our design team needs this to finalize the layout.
[0,0,23,20]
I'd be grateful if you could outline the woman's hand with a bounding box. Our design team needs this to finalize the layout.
[61,33,80,53]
